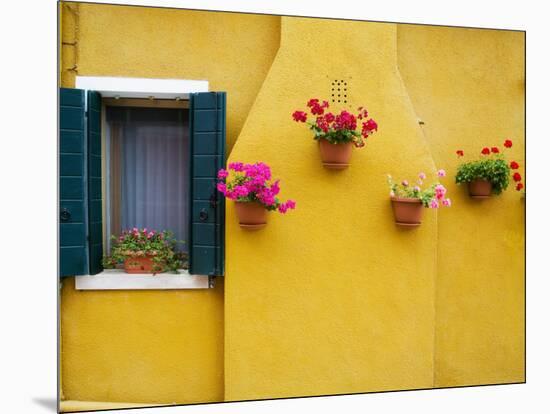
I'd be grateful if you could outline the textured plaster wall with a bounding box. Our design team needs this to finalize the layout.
[61,277,224,404]
[60,2,281,152]
[225,17,439,400]
[59,2,280,404]
[397,25,525,387]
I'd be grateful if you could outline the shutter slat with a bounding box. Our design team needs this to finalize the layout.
[87,91,103,275]
[188,92,226,276]
[59,88,87,277]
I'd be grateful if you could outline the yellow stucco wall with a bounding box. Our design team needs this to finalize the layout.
[60,2,281,152]
[59,2,280,404]
[59,2,525,405]
[225,17,439,400]
[397,25,525,387]
[61,277,224,404]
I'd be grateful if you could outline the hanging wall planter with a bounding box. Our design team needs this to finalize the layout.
[468,179,492,198]
[234,201,268,230]
[102,228,185,274]
[318,139,353,169]
[390,197,424,226]
[454,140,524,199]
[292,98,378,169]
[387,170,451,227]
[217,162,296,230]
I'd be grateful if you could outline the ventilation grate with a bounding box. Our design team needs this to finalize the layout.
[331,79,348,104]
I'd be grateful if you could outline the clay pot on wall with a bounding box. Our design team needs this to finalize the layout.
[318,139,353,169]
[124,255,161,274]
[390,197,424,227]
[468,179,492,198]
[234,201,268,230]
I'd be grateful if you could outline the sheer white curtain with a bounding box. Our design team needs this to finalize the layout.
[107,107,189,251]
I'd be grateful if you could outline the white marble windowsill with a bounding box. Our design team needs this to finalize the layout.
[74,269,212,290]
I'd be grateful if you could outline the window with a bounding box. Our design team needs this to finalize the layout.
[59,84,226,281]
[105,105,190,257]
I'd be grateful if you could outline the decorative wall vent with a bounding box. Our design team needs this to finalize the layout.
[331,79,349,104]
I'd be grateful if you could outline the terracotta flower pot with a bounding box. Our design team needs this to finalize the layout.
[390,197,424,227]
[468,179,492,198]
[234,201,268,230]
[318,139,353,169]
[124,255,162,274]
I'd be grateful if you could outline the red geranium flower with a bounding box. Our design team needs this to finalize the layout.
[516,183,524,191]
[481,147,490,155]
[491,147,499,153]
[504,139,513,148]
[292,111,307,122]
[456,150,464,157]
[510,161,519,169]
[513,172,522,182]
[307,98,319,108]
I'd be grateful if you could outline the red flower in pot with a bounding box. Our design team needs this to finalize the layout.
[292,99,379,169]
[455,139,524,198]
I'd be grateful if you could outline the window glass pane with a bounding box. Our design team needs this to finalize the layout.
[107,107,188,252]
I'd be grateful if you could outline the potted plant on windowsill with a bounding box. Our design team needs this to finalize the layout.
[102,228,184,274]
[387,170,451,226]
[455,139,524,198]
[217,162,296,230]
[292,99,378,169]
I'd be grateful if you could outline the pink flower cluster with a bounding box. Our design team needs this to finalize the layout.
[217,162,296,214]
[430,183,451,209]
[292,98,378,148]
[122,227,161,240]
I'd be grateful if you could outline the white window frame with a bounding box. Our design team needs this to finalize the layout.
[75,75,209,99]
[73,76,212,290]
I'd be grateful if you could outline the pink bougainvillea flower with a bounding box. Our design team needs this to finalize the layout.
[270,180,280,196]
[429,199,439,209]
[437,169,446,177]
[510,161,519,169]
[491,147,500,154]
[217,162,295,215]
[216,182,227,195]
[481,147,491,155]
[442,198,452,207]
[456,150,464,157]
[228,162,244,172]
[217,169,228,180]
[292,111,307,122]
[513,172,522,182]
[504,139,513,148]
[278,199,297,214]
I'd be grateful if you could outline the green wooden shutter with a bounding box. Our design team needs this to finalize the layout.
[189,92,226,276]
[59,88,87,277]
[87,91,103,275]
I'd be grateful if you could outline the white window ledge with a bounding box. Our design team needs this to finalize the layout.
[75,269,212,290]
